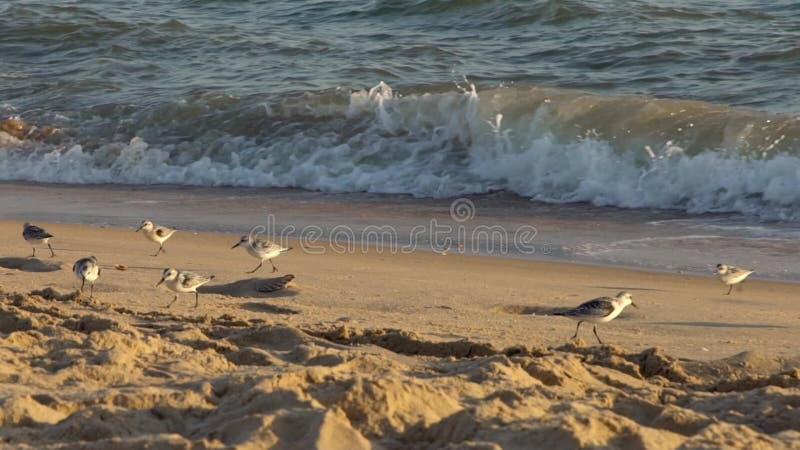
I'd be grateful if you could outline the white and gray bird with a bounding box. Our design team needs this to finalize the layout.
[553,291,637,344]
[156,268,214,308]
[23,222,55,257]
[136,220,177,256]
[73,256,101,299]
[231,235,292,273]
[716,263,754,295]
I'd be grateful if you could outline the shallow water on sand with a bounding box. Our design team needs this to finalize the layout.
[4,182,800,281]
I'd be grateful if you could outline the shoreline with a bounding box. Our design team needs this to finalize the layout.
[3,181,800,281]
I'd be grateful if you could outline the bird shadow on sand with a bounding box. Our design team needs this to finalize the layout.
[199,276,300,315]
[496,304,638,320]
[648,321,788,329]
[0,257,62,272]
[199,276,297,299]
[494,305,567,315]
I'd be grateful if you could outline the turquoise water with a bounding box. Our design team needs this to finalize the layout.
[2,1,800,219]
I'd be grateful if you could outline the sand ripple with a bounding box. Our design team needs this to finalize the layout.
[0,290,798,449]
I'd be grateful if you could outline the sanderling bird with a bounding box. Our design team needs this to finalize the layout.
[136,220,177,256]
[716,263,754,295]
[73,256,101,299]
[231,235,292,273]
[22,222,55,257]
[156,268,214,308]
[554,291,637,344]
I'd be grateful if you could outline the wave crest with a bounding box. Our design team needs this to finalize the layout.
[2,82,800,220]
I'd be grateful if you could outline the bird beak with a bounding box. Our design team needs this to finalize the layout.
[631,302,639,309]
[231,242,240,249]
[155,278,164,287]
[136,225,144,232]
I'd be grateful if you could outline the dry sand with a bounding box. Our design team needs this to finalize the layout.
[0,220,798,449]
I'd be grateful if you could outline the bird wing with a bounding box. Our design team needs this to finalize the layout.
[180,272,212,289]
[155,227,174,237]
[254,239,284,252]
[730,266,753,275]
[561,298,615,317]
[24,224,53,239]
[73,258,96,276]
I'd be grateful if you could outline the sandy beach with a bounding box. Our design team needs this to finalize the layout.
[5,1,800,447]
[0,219,798,448]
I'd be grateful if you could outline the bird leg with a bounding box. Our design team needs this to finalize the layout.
[726,285,733,295]
[165,295,178,308]
[571,321,583,340]
[246,261,263,274]
[194,292,199,308]
[270,259,278,273]
[89,283,94,300]
[31,247,36,258]
[592,325,604,345]
[48,243,55,257]
[80,278,85,293]
[152,245,163,257]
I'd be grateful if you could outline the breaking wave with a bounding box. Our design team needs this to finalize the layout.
[2,82,800,220]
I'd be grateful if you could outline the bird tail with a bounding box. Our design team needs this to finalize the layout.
[283,247,293,253]
[209,275,216,280]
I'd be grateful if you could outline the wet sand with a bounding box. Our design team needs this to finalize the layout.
[4,181,800,281]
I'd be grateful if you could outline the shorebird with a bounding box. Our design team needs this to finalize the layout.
[554,291,637,344]
[22,222,55,257]
[73,256,100,299]
[156,268,214,308]
[716,263,754,295]
[136,220,176,256]
[232,235,292,273]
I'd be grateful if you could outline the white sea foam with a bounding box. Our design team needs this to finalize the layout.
[2,82,800,220]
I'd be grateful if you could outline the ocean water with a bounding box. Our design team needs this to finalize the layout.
[2,1,800,220]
